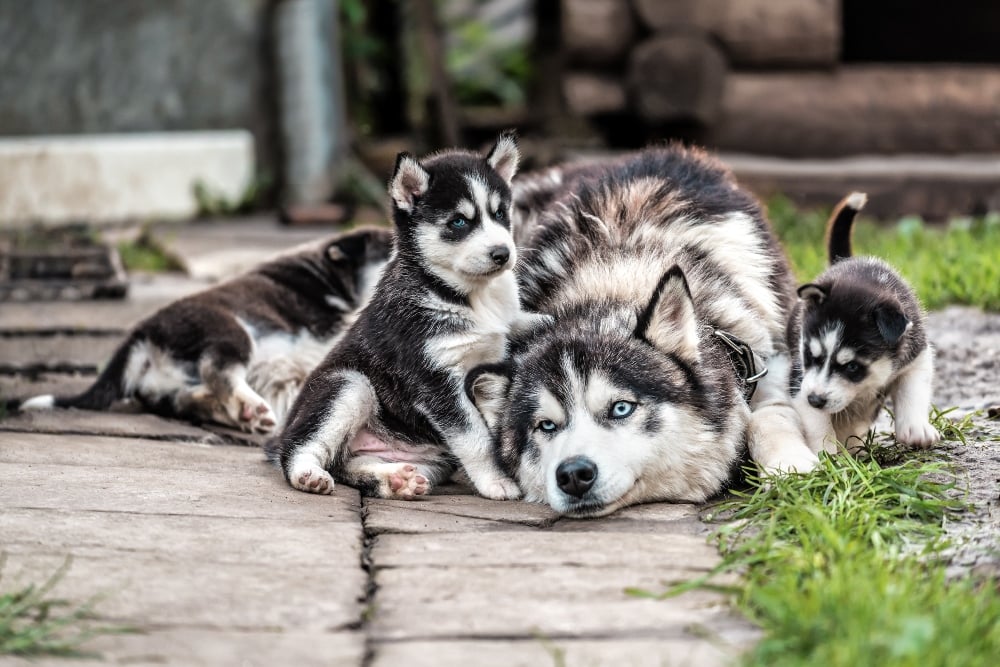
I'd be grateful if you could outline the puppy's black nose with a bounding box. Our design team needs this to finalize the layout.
[556,456,598,498]
[489,245,510,266]
[807,393,828,409]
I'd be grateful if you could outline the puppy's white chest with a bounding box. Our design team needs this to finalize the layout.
[425,274,522,372]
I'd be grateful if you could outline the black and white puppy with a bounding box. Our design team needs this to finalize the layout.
[267,133,544,500]
[788,192,941,453]
[11,227,392,434]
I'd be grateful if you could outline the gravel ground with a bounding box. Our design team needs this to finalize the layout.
[923,307,1000,577]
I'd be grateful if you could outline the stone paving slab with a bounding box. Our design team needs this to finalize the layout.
[2,552,364,632]
[0,334,121,371]
[372,532,721,569]
[0,410,216,442]
[0,372,94,403]
[370,565,743,640]
[370,638,744,667]
[0,452,359,522]
[1,508,360,566]
[0,274,205,332]
[2,630,365,667]
[364,494,559,534]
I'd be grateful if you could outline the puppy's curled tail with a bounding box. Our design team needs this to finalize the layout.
[7,337,135,413]
[826,191,867,265]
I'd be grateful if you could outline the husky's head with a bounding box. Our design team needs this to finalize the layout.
[469,267,748,516]
[388,133,520,294]
[795,278,909,413]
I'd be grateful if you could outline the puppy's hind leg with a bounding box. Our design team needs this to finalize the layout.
[339,454,451,500]
[277,370,378,495]
[200,341,277,434]
[891,347,941,448]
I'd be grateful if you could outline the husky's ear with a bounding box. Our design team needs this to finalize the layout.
[465,363,511,432]
[326,230,369,264]
[486,130,520,185]
[797,283,828,305]
[389,152,430,213]
[874,303,910,345]
[635,266,700,363]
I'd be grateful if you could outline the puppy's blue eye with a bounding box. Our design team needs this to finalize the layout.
[449,217,468,230]
[609,400,636,419]
[537,419,559,433]
[494,207,505,220]
[843,361,861,374]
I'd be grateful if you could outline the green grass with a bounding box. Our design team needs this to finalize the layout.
[1,555,129,657]
[631,415,1000,666]
[768,196,1000,311]
[117,228,184,273]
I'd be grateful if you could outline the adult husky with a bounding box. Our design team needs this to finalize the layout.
[469,145,820,516]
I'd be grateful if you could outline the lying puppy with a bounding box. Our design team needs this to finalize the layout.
[10,227,392,433]
[268,133,545,500]
[788,192,941,453]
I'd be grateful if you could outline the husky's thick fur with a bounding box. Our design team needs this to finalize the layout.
[267,133,545,500]
[469,145,819,517]
[788,192,940,453]
[10,227,392,433]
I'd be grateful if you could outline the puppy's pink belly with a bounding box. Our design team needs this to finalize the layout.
[348,428,441,462]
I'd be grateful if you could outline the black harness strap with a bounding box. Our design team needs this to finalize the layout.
[713,329,768,403]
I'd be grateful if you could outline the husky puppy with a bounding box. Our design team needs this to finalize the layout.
[788,192,940,453]
[268,133,543,500]
[10,227,392,433]
[469,145,820,517]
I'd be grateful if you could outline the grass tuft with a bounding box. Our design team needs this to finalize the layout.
[768,196,1000,311]
[632,410,1000,666]
[0,555,130,657]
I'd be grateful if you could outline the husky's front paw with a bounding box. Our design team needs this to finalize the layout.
[475,475,522,500]
[289,460,335,494]
[895,421,941,448]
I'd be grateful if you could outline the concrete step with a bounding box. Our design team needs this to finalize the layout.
[0,131,254,226]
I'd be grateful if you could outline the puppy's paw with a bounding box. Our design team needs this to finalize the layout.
[386,464,430,500]
[475,475,522,501]
[895,421,941,449]
[761,447,821,476]
[238,398,278,434]
[289,460,335,495]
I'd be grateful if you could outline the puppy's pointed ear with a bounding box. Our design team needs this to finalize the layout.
[486,130,520,185]
[389,152,430,213]
[875,303,910,345]
[326,229,369,264]
[798,283,828,305]
[635,266,700,363]
[465,363,511,432]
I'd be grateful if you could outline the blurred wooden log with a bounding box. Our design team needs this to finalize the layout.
[712,66,1000,157]
[632,0,839,67]
[561,0,636,64]
[562,71,627,116]
[628,34,727,124]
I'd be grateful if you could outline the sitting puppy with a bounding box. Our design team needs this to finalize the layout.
[10,227,392,434]
[788,192,940,453]
[268,133,544,500]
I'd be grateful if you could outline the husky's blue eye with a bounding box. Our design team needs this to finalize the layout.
[842,361,862,374]
[449,217,469,230]
[609,400,636,419]
[494,207,505,220]
[537,419,559,433]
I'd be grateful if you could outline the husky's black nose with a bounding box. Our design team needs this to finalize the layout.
[489,245,510,266]
[556,456,598,498]
[807,393,828,409]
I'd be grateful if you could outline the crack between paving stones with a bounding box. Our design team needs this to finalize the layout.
[357,497,379,667]
[0,364,99,376]
[0,328,126,338]
[0,426,255,447]
[5,505,356,523]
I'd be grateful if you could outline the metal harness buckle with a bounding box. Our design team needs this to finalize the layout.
[713,329,768,402]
